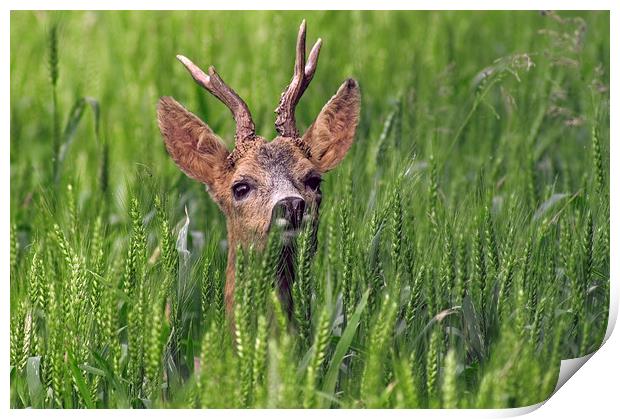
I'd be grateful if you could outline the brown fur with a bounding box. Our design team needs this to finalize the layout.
[158,56,360,326]
[303,79,361,171]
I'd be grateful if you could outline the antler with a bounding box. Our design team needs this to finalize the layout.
[275,20,322,138]
[176,55,256,143]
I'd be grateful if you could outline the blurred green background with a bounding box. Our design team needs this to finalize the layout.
[10,11,609,231]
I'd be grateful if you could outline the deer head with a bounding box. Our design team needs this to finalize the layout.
[157,20,361,321]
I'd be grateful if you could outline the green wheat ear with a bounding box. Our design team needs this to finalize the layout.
[426,326,441,407]
[10,301,26,372]
[28,248,46,316]
[428,154,440,235]
[145,295,165,399]
[48,23,60,182]
[455,233,467,302]
[303,307,330,408]
[10,223,18,281]
[484,206,499,277]
[591,117,605,194]
[472,218,486,320]
[340,177,354,322]
[361,292,397,407]
[441,348,458,408]
[197,320,218,407]
[388,185,403,288]
[123,197,148,402]
[394,352,419,407]
[294,223,314,345]
[258,230,279,312]
[66,184,77,241]
[251,314,268,407]
[439,231,455,305]
[155,195,178,287]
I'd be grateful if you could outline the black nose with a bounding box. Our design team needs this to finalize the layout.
[275,197,305,229]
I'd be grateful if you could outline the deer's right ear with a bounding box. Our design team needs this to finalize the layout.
[301,79,361,172]
[157,97,230,188]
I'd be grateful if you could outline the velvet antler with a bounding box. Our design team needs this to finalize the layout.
[274,20,322,138]
[176,55,256,143]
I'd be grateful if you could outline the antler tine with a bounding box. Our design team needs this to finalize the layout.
[294,20,307,83]
[275,20,323,138]
[176,54,256,143]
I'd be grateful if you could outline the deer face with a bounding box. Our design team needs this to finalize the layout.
[157,20,360,319]
[222,138,322,245]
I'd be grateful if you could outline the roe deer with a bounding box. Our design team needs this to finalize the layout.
[157,20,360,322]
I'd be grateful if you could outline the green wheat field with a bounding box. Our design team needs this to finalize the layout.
[10,10,609,408]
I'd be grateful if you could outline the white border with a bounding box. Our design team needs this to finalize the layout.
[3,2,616,418]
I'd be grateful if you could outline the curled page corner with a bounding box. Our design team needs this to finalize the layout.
[603,276,618,343]
[553,353,595,394]
[494,402,544,417]
[497,281,617,416]
[488,354,596,417]
[535,286,616,410]
[522,282,617,414]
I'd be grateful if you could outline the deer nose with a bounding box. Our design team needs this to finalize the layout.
[274,197,305,229]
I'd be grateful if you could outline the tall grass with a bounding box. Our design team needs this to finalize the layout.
[10,10,609,408]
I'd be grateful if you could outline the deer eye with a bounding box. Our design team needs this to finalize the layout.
[232,182,252,200]
[305,175,322,192]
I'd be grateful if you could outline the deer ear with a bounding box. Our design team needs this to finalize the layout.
[158,96,230,188]
[302,79,361,172]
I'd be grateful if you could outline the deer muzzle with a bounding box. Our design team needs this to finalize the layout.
[273,197,306,231]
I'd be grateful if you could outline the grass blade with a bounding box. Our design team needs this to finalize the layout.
[321,289,369,406]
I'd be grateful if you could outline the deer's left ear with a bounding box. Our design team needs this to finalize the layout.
[157,96,230,189]
[302,79,361,172]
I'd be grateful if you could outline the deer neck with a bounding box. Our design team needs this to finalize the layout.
[275,243,296,318]
[224,234,298,322]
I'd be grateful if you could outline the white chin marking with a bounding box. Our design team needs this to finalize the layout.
[282,229,301,244]
[275,218,289,228]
